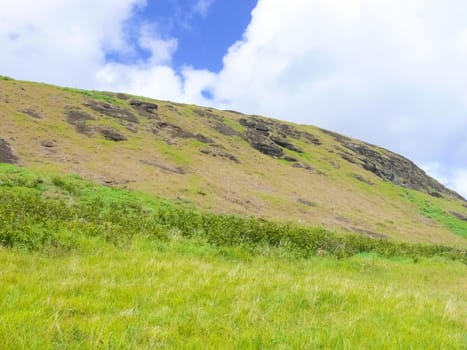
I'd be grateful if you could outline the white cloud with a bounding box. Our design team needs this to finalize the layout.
[193,0,215,18]
[0,0,146,87]
[208,0,467,194]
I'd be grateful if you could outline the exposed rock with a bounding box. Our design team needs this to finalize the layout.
[299,131,322,145]
[113,93,130,100]
[270,135,303,153]
[193,108,241,137]
[140,160,187,174]
[130,99,158,118]
[195,134,214,144]
[451,212,467,221]
[155,121,194,139]
[125,123,138,133]
[297,198,316,207]
[239,118,269,133]
[339,153,357,164]
[40,140,56,148]
[342,141,463,199]
[212,122,242,137]
[21,109,44,119]
[193,108,224,121]
[350,173,374,185]
[65,109,96,136]
[292,163,314,171]
[239,116,315,157]
[0,139,18,164]
[283,155,298,162]
[99,127,127,141]
[247,131,284,157]
[200,148,239,163]
[84,100,138,123]
[428,191,443,198]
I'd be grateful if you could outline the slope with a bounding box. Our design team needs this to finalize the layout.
[0,76,466,246]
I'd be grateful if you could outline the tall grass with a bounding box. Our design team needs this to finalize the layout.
[0,239,465,349]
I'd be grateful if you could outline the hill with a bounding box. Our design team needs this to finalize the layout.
[0,76,466,246]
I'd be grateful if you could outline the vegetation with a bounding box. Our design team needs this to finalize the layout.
[1,240,466,349]
[0,164,465,262]
[59,86,118,103]
[0,166,466,348]
[404,190,467,238]
[0,75,14,81]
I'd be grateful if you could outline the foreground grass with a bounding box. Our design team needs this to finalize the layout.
[1,238,466,349]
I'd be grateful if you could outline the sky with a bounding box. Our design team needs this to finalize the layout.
[1,0,466,198]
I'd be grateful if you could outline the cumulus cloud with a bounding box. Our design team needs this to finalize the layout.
[0,0,466,197]
[0,0,146,87]
[209,0,467,197]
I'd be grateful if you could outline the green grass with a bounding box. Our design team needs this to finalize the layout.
[0,239,465,349]
[404,190,467,238]
[59,87,119,104]
[0,164,466,348]
[0,75,14,81]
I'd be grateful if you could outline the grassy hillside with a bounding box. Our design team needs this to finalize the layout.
[0,164,466,349]
[1,77,467,246]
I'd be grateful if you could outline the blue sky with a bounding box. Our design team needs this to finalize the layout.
[104,0,256,72]
[0,0,467,197]
[134,0,257,72]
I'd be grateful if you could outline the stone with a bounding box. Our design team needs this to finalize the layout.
[21,109,44,119]
[451,212,467,221]
[292,163,314,171]
[40,140,56,148]
[99,127,128,141]
[283,156,298,162]
[65,109,96,136]
[200,148,239,163]
[130,99,158,117]
[270,135,303,153]
[0,139,18,164]
[84,100,139,123]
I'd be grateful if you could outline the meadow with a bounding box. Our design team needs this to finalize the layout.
[0,164,466,349]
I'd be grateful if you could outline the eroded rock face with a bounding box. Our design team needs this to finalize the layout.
[21,109,44,119]
[200,148,239,163]
[130,99,158,118]
[65,109,96,136]
[238,116,320,158]
[0,139,18,164]
[340,141,464,199]
[84,100,138,123]
[99,127,128,141]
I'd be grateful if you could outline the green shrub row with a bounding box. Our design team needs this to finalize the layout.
[0,164,464,261]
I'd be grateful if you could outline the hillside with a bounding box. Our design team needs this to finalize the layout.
[1,76,466,246]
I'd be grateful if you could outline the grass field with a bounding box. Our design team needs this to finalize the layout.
[1,238,466,349]
[0,164,466,349]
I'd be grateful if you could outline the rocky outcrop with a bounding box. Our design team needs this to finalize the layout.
[130,99,158,118]
[65,109,96,136]
[200,148,239,163]
[99,127,128,142]
[340,140,463,199]
[0,139,18,164]
[84,100,138,123]
[140,159,187,174]
[238,116,320,158]
[21,109,44,119]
